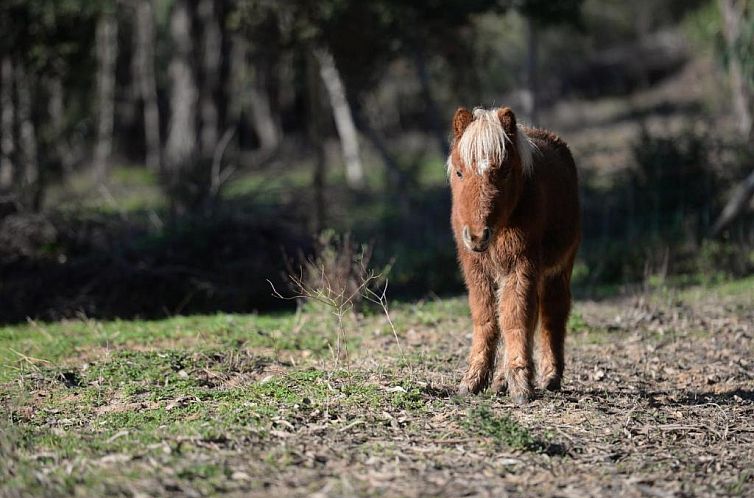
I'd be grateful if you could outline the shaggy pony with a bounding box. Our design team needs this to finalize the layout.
[448,106,580,404]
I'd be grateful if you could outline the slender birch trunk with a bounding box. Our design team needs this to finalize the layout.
[93,11,118,183]
[198,0,221,160]
[718,0,753,137]
[165,0,198,213]
[0,55,14,189]
[313,47,364,189]
[134,0,161,172]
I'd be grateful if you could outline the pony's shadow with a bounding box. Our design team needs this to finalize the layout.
[557,387,754,407]
[421,381,754,408]
[671,388,754,406]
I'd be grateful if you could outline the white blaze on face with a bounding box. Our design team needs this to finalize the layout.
[478,158,490,173]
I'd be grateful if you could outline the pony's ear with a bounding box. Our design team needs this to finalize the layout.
[452,107,473,141]
[497,107,516,135]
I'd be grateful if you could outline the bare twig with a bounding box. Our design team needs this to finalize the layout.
[364,279,403,358]
[268,233,397,369]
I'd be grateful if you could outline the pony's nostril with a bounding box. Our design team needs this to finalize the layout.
[482,227,491,242]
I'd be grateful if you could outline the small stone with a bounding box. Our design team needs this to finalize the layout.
[259,375,274,384]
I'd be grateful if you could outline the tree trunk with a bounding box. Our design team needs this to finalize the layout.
[134,0,161,172]
[0,55,14,190]
[354,108,411,214]
[248,58,281,151]
[306,51,327,233]
[525,18,539,125]
[227,35,246,128]
[15,62,40,210]
[710,0,754,235]
[228,37,282,152]
[93,11,118,183]
[165,0,199,214]
[197,0,221,160]
[313,47,364,189]
[413,44,449,157]
[47,74,73,176]
[718,0,753,137]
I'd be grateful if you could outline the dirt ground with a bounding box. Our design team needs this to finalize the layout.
[247,286,754,498]
[5,280,752,497]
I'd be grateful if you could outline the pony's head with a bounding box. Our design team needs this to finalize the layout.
[448,106,535,253]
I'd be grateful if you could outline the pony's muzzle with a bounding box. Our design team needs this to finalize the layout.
[463,225,491,252]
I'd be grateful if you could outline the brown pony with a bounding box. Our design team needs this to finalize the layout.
[448,106,580,404]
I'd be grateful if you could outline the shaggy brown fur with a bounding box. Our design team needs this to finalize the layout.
[449,106,580,404]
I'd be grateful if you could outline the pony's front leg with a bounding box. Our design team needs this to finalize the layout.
[492,257,539,404]
[458,264,499,395]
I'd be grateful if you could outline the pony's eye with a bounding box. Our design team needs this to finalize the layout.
[456,170,463,179]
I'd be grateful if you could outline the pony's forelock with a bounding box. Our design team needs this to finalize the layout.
[448,108,536,177]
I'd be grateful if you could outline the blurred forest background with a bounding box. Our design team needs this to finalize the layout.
[0,0,752,323]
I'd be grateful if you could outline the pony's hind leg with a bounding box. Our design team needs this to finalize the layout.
[537,270,572,391]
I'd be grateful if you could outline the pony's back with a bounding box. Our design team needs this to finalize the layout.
[519,126,580,269]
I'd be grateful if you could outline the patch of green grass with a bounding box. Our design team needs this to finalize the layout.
[224,166,315,199]
[698,274,754,297]
[45,165,165,214]
[465,406,538,452]
[395,296,468,327]
[1,367,339,469]
[2,353,439,492]
[727,469,753,497]
[567,310,589,334]
[640,273,754,313]
[110,166,158,185]
[0,312,351,383]
[389,385,426,411]
[568,308,614,345]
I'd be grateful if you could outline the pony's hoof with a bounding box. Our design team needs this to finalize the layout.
[458,375,489,395]
[544,377,562,392]
[458,367,490,395]
[490,375,507,394]
[537,374,562,392]
[458,380,483,396]
[505,367,532,405]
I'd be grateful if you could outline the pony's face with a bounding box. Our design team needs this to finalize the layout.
[448,107,529,253]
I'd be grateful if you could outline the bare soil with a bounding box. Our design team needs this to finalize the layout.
[248,289,754,497]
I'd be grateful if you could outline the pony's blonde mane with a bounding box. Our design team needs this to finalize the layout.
[448,108,536,177]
